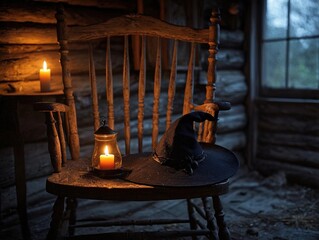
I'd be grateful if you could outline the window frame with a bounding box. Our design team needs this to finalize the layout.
[258,0,319,99]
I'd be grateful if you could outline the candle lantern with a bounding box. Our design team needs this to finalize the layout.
[92,121,122,170]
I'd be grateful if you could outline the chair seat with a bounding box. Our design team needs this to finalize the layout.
[46,156,229,201]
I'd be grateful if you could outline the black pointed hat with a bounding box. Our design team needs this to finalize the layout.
[123,111,239,187]
[153,111,215,175]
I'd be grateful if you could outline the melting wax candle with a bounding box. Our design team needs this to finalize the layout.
[40,61,51,92]
[99,146,115,169]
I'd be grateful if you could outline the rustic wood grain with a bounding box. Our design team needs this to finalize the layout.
[257,144,319,168]
[257,159,319,188]
[123,36,131,154]
[183,42,195,115]
[0,1,130,24]
[33,0,134,9]
[46,158,229,201]
[166,40,178,130]
[137,36,146,153]
[88,44,100,131]
[68,15,210,43]
[105,37,115,130]
[56,4,80,160]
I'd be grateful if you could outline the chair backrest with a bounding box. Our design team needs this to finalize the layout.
[55,4,223,158]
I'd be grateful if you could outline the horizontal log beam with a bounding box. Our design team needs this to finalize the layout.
[215,131,246,150]
[1,46,244,82]
[215,70,247,104]
[220,30,244,47]
[258,113,319,135]
[33,0,134,9]
[0,2,128,25]
[217,104,247,133]
[257,158,319,188]
[257,144,319,169]
[259,132,319,150]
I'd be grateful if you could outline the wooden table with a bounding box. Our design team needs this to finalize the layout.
[0,90,63,240]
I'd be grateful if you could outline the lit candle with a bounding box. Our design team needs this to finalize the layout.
[40,61,51,92]
[99,146,114,170]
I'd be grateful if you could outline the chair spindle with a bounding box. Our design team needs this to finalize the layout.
[183,42,195,115]
[152,37,162,150]
[137,36,146,153]
[106,37,115,130]
[46,112,62,173]
[123,36,131,154]
[56,112,67,166]
[166,40,178,130]
[89,43,100,131]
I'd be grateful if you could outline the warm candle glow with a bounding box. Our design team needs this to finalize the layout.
[40,60,51,92]
[99,146,115,169]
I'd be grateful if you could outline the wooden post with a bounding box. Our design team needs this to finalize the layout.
[205,8,220,104]
[203,8,220,143]
[56,4,80,160]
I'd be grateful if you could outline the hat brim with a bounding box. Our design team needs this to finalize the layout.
[123,143,239,187]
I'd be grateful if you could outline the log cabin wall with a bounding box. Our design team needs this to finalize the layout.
[0,0,247,215]
[255,99,319,188]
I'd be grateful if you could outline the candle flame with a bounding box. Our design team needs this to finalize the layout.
[104,146,109,155]
[43,61,47,70]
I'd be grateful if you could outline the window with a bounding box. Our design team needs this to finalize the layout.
[260,0,319,98]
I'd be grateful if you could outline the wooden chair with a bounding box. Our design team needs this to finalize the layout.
[35,3,237,240]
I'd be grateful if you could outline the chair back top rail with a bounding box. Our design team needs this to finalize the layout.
[67,14,210,43]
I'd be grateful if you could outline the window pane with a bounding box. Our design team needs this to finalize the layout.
[288,38,319,89]
[290,0,319,38]
[263,0,288,39]
[262,41,287,88]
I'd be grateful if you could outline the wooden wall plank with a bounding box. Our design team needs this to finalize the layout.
[215,70,247,104]
[0,24,56,44]
[0,2,127,25]
[33,0,134,9]
[257,144,319,169]
[257,159,319,188]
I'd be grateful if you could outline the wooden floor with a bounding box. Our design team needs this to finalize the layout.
[1,167,319,240]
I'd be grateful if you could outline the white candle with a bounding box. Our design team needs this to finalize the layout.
[99,146,115,170]
[40,61,51,92]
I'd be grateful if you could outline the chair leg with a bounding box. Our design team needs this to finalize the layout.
[202,197,218,240]
[212,196,230,240]
[47,196,65,240]
[14,144,31,240]
[186,199,198,240]
[66,197,77,236]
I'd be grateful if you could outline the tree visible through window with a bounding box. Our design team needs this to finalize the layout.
[261,0,319,97]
